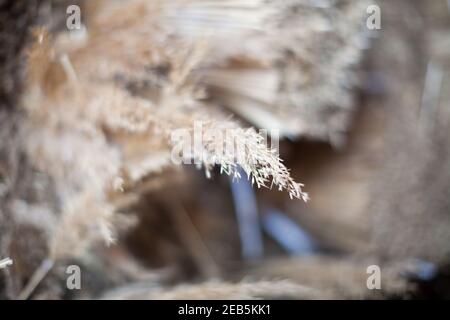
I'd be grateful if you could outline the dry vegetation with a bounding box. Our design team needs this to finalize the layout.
[1,0,450,299]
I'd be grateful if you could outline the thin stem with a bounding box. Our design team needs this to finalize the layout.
[18,258,54,300]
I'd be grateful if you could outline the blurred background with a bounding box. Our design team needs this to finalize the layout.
[1,0,450,299]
